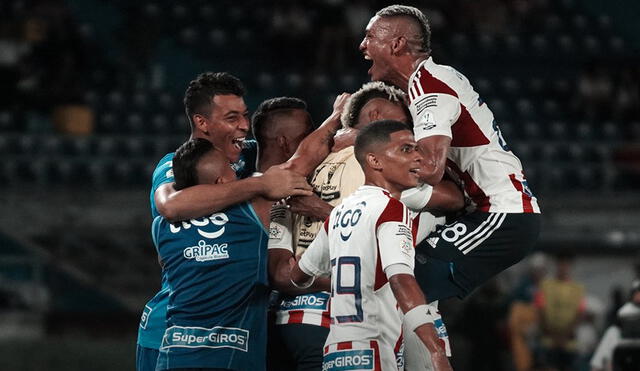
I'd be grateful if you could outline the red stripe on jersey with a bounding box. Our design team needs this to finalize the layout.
[447,160,491,211]
[337,342,352,350]
[451,106,490,147]
[416,68,458,99]
[394,332,404,354]
[321,308,331,328]
[323,217,329,233]
[324,345,329,354]
[287,310,304,324]
[373,244,387,291]
[370,340,382,371]
[509,173,534,213]
[411,213,420,242]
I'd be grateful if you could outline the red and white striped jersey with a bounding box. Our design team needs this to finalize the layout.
[268,204,331,327]
[299,185,414,352]
[408,57,541,214]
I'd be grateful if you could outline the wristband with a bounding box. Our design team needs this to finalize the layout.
[400,183,433,211]
[404,304,436,332]
[290,275,316,289]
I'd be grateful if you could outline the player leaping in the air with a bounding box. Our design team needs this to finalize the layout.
[360,4,541,303]
[291,120,452,371]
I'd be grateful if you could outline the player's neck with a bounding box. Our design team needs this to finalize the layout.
[387,54,428,91]
[364,176,402,199]
[256,149,287,173]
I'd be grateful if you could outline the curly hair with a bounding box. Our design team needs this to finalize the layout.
[341,81,409,128]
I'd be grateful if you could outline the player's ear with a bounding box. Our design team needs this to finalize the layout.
[366,152,382,170]
[276,135,290,155]
[368,108,381,123]
[391,36,406,55]
[192,114,209,135]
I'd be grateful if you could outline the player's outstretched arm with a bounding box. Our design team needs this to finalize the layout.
[155,166,313,222]
[390,273,452,371]
[285,93,351,177]
[416,135,451,186]
[270,249,330,295]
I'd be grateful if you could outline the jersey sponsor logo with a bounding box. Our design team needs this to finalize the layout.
[279,292,330,311]
[332,201,366,241]
[139,304,152,329]
[162,326,249,352]
[170,212,229,239]
[183,240,229,261]
[434,317,448,338]
[323,349,374,371]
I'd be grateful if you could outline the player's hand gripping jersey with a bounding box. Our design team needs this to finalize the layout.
[408,57,540,214]
[299,186,416,371]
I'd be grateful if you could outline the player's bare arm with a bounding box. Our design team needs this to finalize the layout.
[289,258,318,289]
[389,274,452,371]
[287,193,334,221]
[416,135,451,186]
[155,167,313,222]
[269,249,330,295]
[426,180,465,214]
[285,93,351,177]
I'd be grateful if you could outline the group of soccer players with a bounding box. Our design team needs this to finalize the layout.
[136,5,541,371]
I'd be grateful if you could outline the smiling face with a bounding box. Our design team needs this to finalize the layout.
[359,16,397,82]
[201,94,250,163]
[377,130,422,192]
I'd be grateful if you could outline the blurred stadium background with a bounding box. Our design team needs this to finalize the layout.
[0,0,638,370]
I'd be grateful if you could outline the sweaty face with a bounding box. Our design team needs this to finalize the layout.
[360,16,395,82]
[378,130,422,192]
[204,94,250,163]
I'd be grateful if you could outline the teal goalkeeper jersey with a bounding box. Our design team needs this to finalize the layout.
[137,140,257,350]
[155,202,269,370]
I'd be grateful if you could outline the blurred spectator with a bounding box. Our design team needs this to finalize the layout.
[535,251,587,371]
[508,253,548,371]
[612,67,640,121]
[590,280,640,371]
[575,64,614,121]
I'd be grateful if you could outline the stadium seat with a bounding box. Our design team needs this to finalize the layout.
[209,29,227,47]
[179,27,199,46]
[575,121,595,141]
[601,121,620,142]
[98,112,119,133]
[126,113,144,133]
[550,121,567,139]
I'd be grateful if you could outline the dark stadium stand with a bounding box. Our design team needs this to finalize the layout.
[0,1,638,369]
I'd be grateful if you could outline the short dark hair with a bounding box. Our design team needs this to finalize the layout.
[172,138,213,190]
[183,72,245,130]
[341,81,410,128]
[376,5,431,54]
[354,120,412,167]
[251,97,310,144]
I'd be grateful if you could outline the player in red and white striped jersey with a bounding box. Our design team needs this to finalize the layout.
[291,121,452,371]
[359,5,541,303]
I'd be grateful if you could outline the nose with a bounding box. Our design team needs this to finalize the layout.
[238,115,249,132]
[359,38,366,52]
